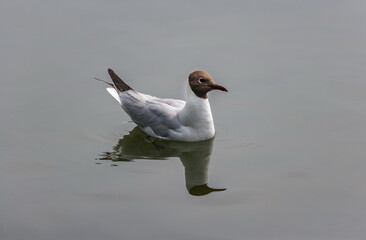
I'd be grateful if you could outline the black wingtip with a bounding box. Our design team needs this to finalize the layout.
[107,68,133,92]
[107,68,114,75]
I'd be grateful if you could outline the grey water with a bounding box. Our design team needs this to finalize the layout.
[1,1,366,240]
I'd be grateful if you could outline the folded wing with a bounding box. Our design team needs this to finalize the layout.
[120,91,185,138]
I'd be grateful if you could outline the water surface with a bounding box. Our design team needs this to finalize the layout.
[1,1,366,240]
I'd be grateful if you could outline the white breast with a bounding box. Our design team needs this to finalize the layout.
[176,85,216,141]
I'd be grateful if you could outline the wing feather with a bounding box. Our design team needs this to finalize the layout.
[120,91,185,138]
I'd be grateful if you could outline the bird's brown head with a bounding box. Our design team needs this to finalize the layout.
[188,71,228,99]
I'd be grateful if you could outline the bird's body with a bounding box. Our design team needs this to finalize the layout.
[102,69,227,142]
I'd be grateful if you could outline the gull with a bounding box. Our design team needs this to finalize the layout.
[97,69,228,142]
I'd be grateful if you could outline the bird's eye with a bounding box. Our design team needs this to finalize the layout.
[198,78,206,83]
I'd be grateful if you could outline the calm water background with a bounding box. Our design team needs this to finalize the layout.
[1,1,366,239]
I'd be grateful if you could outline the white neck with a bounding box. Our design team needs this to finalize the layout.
[177,84,215,140]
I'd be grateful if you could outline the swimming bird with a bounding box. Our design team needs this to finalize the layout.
[98,68,228,142]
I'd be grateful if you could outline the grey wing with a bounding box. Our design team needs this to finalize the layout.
[138,93,185,108]
[120,91,183,138]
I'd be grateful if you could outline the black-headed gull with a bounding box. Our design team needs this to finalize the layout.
[99,69,228,142]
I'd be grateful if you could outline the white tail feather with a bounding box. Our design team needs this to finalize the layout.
[106,88,121,104]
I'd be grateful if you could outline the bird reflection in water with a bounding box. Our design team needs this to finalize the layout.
[97,127,226,196]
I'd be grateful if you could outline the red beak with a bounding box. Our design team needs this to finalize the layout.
[211,83,228,92]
